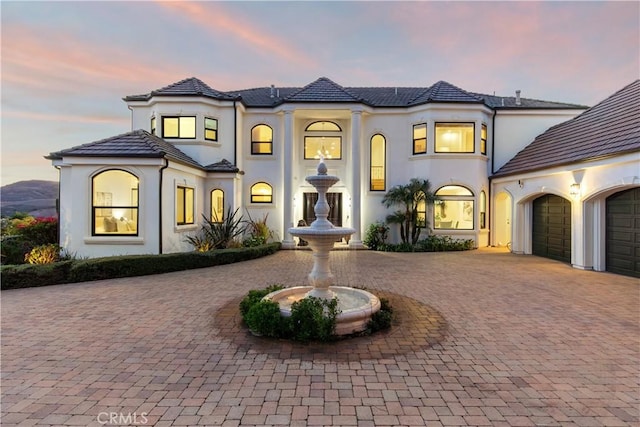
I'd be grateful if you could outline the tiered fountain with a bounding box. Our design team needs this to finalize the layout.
[265,158,381,335]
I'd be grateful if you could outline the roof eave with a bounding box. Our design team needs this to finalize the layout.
[491,149,639,179]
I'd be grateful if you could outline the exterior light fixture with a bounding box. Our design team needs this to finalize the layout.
[518,179,524,188]
[570,183,581,198]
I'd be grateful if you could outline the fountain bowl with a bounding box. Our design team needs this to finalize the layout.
[264,286,381,336]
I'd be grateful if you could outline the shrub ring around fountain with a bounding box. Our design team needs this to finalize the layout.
[264,286,382,336]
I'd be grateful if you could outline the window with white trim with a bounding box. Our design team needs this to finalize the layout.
[434,185,474,230]
[92,170,139,235]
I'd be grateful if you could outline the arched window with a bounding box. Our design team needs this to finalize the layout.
[92,170,139,235]
[251,182,273,203]
[370,134,386,191]
[251,124,273,155]
[211,189,224,222]
[434,185,474,230]
[304,121,342,159]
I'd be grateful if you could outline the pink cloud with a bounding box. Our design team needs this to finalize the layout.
[2,24,190,96]
[2,110,128,125]
[155,1,317,69]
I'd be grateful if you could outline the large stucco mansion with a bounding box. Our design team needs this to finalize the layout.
[48,77,639,277]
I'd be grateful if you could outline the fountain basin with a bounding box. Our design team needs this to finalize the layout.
[289,226,356,242]
[264,286,381,336]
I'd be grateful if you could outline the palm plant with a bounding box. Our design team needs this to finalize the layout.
[382,178,438,245]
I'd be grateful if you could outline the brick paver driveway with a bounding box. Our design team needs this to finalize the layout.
[2,249,638,426]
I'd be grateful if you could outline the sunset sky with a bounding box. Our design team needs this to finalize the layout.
[1,1,638,185]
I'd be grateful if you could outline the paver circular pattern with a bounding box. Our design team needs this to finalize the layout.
[2,248,638,426]
[214,291,448,362]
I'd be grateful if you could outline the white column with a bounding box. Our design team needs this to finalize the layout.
[282,109,295,248]
[349,108,364,248]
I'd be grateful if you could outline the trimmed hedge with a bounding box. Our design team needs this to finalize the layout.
[1,243,280,290]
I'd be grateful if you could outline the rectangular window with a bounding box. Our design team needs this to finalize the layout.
[151,117,156,135]
[435,200,474,230]
[176,186,194,225]
[205,117,218,141]
[163,116,196,139]
[413,123,427,154]
[481,124,487,155]
[435,123,475,153]
[304,136,342,160]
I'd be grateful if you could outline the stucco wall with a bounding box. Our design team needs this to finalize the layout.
[492,109,585,172]
[55,158,163,258]
[491,152,640,271]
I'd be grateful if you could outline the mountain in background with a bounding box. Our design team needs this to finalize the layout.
[1,180,58,218]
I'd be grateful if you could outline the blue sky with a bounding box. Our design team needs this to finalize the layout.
[1,1,638,185]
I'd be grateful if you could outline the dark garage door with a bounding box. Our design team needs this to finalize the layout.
[606,187,640,277]
[532,194,571,263]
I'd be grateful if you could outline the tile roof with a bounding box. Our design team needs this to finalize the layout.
[124,77,238,102]
[285,77,362,103]
[128,77,585,109]
[493,80,640,177]
[204,159,240,173]
[46,129,203,169]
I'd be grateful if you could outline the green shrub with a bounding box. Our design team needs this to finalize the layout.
[239,284,285,316]
[416,235,475,251]
[24,244,60,264]
[364,222,389,250]
[1,243,281,290]
[288,296,339,342]
[375,235,475,252]
[1,216,58,265]
[0,261,74,289]
[185,207,247,251]
[244,299,289,338]
[1,236,34,265]
[244,211,276,247]
[367,297,393,332]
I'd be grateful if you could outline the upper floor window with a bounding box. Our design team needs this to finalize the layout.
[176,186,194,225]
[163,116,196,139]
[304,121,341,160]
[251,124,273,155]
[413,123,427,154]
[151,117,156,135]
[435,123,474,153]
[370,134,386,191]
[251,182,273,203]
[205,118,218,141]
[481,124,487,155]
[92,169,139,236]
[434,185,474,230]
[211,189,224,222]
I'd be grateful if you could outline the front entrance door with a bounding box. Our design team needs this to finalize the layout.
[303,193,342,226]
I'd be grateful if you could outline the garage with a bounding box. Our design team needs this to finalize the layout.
[532,194,571,263]
[606,187,640,277]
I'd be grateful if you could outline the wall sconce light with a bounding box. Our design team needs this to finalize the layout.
[518,179,524,189]
[570,183,581,198]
